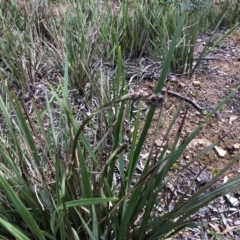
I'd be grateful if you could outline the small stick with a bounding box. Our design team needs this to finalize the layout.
[161,89,205,111]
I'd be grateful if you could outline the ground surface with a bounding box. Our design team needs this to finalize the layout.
[1,1,240,239]
[126,28,240,239]
[16,22,240,240]
[135,29,240,175]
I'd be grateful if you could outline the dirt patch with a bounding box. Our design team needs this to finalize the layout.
[129,27,240,176]
[124,27,240,239]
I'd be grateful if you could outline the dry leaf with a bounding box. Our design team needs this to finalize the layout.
[209,223,236,235]
[222,226,237,234]
[229,115,238,125]
[209,223,221,233]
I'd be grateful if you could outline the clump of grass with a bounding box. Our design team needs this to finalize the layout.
[170,12,201,73]
[0,0,240,239]
[203,0,240,29]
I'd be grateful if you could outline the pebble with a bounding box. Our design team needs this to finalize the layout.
[233,143,240,149]
[178,82,185,88]
[214,146,227,157]
[193,80,201,87]
[170,77,177,82]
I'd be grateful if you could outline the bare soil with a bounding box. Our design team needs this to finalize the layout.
[137,28,240,175]
[128,28,240,239]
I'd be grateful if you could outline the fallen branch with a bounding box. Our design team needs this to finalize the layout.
[162,89,205,111]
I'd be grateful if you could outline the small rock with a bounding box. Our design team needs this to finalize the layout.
[178,82,185,88]
[233,143,240,149]
[187,138,212,150]
[214,146,227,157]
[170,77,177,82]
[154,139,163,147]
[228,173,234,179]
[207,166,212,171]
[225,193,239,207]
[193,81,201,87]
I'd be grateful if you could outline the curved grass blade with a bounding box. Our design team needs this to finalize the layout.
[0,218,31,240]
[0,175,46,240]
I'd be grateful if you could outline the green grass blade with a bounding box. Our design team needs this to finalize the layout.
[56,198,118,210]
[0,175,47,240]
[131,4,187,179]
[0,218,31,240]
